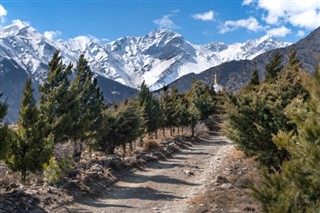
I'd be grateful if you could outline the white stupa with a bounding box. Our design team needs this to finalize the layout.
[213,72,223,92]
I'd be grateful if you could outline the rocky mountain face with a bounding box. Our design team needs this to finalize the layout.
[0,20,290,122]
[1,20,290,89]
[167,27,320,93]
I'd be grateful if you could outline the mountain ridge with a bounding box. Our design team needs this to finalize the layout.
[1,20,290,90]
[166,26,320,93]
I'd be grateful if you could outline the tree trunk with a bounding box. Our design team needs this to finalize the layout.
[178,127,180,134]
[73,140,79,161]
[21,170,27,183]
[122,143,126,153]
[170,126,173,136]
[106,143,116,155]
[162,127,165,137]
[155,130,158,139]
[191,119,195,137]
[129,142,133,151]
[182,127,184,134]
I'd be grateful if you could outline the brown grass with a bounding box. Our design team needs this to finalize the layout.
[144,140,161,151]
[230,149,245,159]
[186,147,261,213]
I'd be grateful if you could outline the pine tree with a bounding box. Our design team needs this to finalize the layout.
[160,86,175,136]
[101,100,144,154]
[223,52,308,169]
[186,80,216,136]
[186,80,202,137]
[39,50,74,143]
[0,93,8,159]
[249,69,260,86]
[70,55,105,159]
[138,81,159,138]
[265,52,283,83]
[253,66,319,212]
[175,93,190,133]
[6,79,53,182]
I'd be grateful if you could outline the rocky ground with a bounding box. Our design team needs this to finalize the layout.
[0,130,261,213]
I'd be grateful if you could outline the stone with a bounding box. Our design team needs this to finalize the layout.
[184,170,195,176]
[220,183,232,189]
[215,176,229,184]
[109,157,125,171]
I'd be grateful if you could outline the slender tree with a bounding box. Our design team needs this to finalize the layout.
[39,50,74,143]
[0,93,8,159]
[6,79,53,182]
[249,69,260,86]
[70,54,105,159]
[138,81,159,138]
[265,52,283,83]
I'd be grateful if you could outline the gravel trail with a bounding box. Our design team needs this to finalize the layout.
[57,135,233,213]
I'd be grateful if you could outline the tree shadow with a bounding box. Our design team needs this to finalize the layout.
[0,191,47,213]
[104,185,184,201]
[62,201,134,213]
[121,174,198,186]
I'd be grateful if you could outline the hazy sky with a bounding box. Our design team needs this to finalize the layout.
[0,0,320,44]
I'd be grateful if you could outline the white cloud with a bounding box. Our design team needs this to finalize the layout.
[242,0,253,6]
[297,30,306,37]
[192,11,215,21]
[256,0,320,29]
[0,5,7,17]
[172,9,180,13]
[44,31,61,40]
[0,5,7,23]
[220,17,264,33]
[267,26,291,37]
[154,15,179,29]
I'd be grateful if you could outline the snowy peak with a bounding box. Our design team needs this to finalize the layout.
[0,20,31,38]
[205,42,228,52]
[0,20,291,90]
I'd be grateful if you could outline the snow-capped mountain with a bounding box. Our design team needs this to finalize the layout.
[0,20,290,91]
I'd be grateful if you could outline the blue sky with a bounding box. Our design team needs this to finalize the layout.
[0,0,319,44]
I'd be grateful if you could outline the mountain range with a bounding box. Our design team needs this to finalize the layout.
[1,20,290,90]
[0,19,299,122]
[167,26,320,93]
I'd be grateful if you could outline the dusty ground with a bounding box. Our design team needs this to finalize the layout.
[53,134,259,213]
[1,128,261,213]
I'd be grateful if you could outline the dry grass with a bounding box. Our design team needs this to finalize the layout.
[144,140,161,151]
[230,149,245,159]
[186,147,261,213]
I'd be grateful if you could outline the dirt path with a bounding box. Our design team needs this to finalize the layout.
[56,135,233,213]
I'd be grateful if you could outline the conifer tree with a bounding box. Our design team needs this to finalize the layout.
[39,50,74,143]
[160,86,175,136]
[223,52,308,169]
[186,80,216,136]
[186,80,203,137]
[138,81,159,137]
[249,69,260,86]
[175,93,190,133]
[0,94,8,159]
[101,99,144,154]
[253,66,319,212]
[265,52,283,83]
[6,79,53,182]
[70,55,105,159]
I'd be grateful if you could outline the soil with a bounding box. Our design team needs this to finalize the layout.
[0,131,261,213]
[54,134,260,213]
